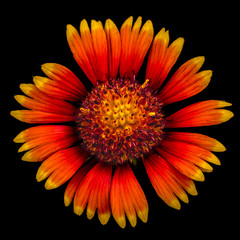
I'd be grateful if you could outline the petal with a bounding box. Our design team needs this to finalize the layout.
[14,95,76,115]
[11,110,75,124]
[156,147,205,182]
[41,63,87,98]
[143,154,182,210]
[158,57,212,105]
[166,100,234,128]
[64,160,96,207]
[122,164,148,224]
[33,76,81,102]
[91,20,108,81]
[165,132,226,152]
[148,36,184,90]
[18,127,78,162]
[105,19,121,79]
[160,140,220,172]
[132,19,154,76]
[86,163,112,225]
[73,163,102,216]
[13,125,74,143]
[36,146,88,189]
[97,164,112,225]
[119,16,133,78]
[17,130,75,153]
[119,16,153,79]
[110,164,148,228]
[21,135,77,162]
[66,24,97,85]
[146,28,169,89]
[110,166,126,229]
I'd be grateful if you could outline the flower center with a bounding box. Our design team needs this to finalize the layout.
[76,77,166,165]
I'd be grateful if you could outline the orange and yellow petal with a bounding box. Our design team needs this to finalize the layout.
[73,162,112,225]
[147,33,184,90]
[146,28,169,89]
[13,125,74,143]
[156,147,205,182]
[10,110,75,124]
[91,20,108,82]
[66,24,97,85]
[160,140,220,172]
[41,63,87,98]
[13,125,78,162]
[158,57,212,105]
[110,164,148,228]
[166,132,226,152]
[14,94,76,115]
[36,146,88,190]
[105,19,121,79]
[119,16,153,79]
[64,160,96,207]
[33,76,81,102]
[166,100,234,128]
[144,153,200,209]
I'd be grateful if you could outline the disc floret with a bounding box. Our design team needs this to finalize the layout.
[76,77,166,165]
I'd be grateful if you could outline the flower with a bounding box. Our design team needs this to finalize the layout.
[11,16,233,228]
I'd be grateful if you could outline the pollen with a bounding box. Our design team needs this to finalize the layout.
[76,77,166,165]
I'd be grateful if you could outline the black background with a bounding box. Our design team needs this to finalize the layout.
[4,2,239,238]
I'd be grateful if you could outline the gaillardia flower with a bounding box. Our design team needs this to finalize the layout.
[11,16,233,228]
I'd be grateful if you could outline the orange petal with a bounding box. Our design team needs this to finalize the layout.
[41,63,87,98]
[91,20,108,81]
[21,134,77,162]
[36,147,88,189]
[11,110,75,124]
[148,36,184,90]
[159,57,211,104]
[73,164,101,216]
[166,132,226,152]
[110,166,126,229]
[119,16,153,79]
[156,147,205,182]
[14,95,76,115]
[33,76,81,102]
[13,125,74,143]
[105,19,121,79]
[17,130,75,153]
[146,28,169,89]
[119,16,133,78]
[97,164,112,225]
[132,19,153,76]
[64,160,96,207]
[160,140,220,172]
[143,154,182,209]
[166,100,234,128]
[66,24,97,85]
[159,37,184,87]
[121,164,148,224]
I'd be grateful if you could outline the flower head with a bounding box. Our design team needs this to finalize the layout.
[11,16,233,228]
